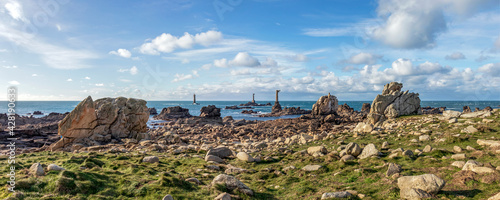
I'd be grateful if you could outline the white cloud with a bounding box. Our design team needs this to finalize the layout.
[213,58,229,68]
[0,49,7,52]
[172,73,194,82]
[56,24,62,31]
[130,66,138,75]
[84,77,91,80]
[118,66,138,75]
[230,69,251,76]
[8,80,20,85]
[478,63,500,76]
[109,48,132,58]
[66,78,73,82]
[345,52,383,65]
[372,0,496,49]
[4,1,27,22]
[229,52,261,67]
[181,58,190,64]
[3,65,17,69]
[445,52,466,60]
[288,54,308,62]
[95,83,104,87]
[31,73,38,77]
[139,30,222,55]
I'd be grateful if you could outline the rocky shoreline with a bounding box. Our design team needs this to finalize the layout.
[1,82,499,199]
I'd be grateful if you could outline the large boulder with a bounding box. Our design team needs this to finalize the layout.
[358,144,380,159]
[51,96,148,151]
[153,106,191,120]
[397,174,445,199]
[367,82,421,125]
[200,105,221,118]
[312,93,339,115]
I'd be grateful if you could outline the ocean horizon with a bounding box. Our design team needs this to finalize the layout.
[2,100,499,121]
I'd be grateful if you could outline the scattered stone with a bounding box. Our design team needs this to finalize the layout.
[205,155,224,163]
[466,146,476,151]
[460,110,491,118]
[397,174,445,199]
[30,163,44,176]
[451,154,466,160]
[451,161,466,168]
[207,147,234,159]
[463,125,478,134]
[358,144,380,159]
[236,152,254,162]
[47,164,65,171]
[462,161,496,174]
[419,135,430,141]
[307,146,328,156]
[488,192,500,200]
[345,142,362,157]
[448,118,458,123]
[423,145,433,153]
[477,139,500,149]
[212,174,253,196]
[353,122,374,133]
[162,194,174,200]
[321,191,352,199]
[402,150,414,157]
[443,110,461,118]
[341,155,355,162]
[185,177,201,185]
[143,156,159,163]
[381,141,389,149]
[214,192,231,200]
[386,163,402,177]
[453,146,463,153]
[302,165,322,171]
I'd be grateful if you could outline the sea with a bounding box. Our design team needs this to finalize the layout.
[1,101,499,121]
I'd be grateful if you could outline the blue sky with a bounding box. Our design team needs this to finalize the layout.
[0,0,499,101]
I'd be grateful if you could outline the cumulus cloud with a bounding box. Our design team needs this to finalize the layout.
[3,65,18,69]
[214,58,229,68]
[109,49,132,58]
[84,77,91,80]
[67,78,73,82]
[172,73,194,82]
[32,74,37,77]
[372,0,496,49]
[95,83,104,87]
[478,63,500,76]
[445,52,466,60]
[139,30,222,55]
[229,52,261,67]
[345,52,383,65]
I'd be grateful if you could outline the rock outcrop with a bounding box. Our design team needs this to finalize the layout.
[367,82,421,125]
[361,103,371,113]
[312,93,339,116]
[153,106,191,120]
[200,105,221,118]
[50,96,149,151]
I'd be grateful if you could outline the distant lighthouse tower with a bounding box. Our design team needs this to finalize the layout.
[193,94,200,105]
[252,93,255,103]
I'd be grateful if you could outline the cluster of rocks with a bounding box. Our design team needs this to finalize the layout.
[239,102,271,107]
[421,106,446,114]
[225,106,252,110]
[258,106,311,117]
[241,110,258,114]
[367,82,421,125]
[153,106,191,120]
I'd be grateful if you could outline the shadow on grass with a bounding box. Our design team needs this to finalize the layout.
[440,189,482,198]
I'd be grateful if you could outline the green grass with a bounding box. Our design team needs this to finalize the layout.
[1,113,499,199]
